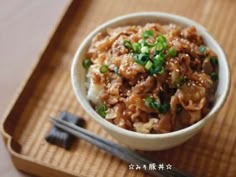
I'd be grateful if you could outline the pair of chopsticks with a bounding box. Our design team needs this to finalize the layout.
[49,117,194,177]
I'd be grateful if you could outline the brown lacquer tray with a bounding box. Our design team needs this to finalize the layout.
[1,0,236,177]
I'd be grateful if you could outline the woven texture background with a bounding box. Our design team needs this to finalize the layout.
[10,0,236,176]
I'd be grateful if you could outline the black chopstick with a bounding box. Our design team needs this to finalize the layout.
[49,117,194,177]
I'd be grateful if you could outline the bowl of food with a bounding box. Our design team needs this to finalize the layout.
[71,12,230,150]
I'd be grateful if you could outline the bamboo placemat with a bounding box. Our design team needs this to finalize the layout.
[3,0,236,177]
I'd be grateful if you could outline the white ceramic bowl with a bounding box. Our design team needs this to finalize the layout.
[71,12,230,151]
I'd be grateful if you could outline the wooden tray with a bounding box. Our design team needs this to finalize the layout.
[1,0,236,177]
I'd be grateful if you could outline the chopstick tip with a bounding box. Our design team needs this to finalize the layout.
[48,116,56,123]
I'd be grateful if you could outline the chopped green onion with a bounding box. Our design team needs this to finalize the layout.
[163,42,168,49]
[132,43,141,52]
[114,66,119,74]
[142,30,154,39]
[150,53,166,75]
[156,35,167,43]
[155,42,165,51]
[144,97,170,113]
[123,40,132,49]
[144,97,159,109]
[82,59,92,69]
[168,47,177,57]
[210,57,218,66]
[96,104,107,118]
[144,96,154,107]
[159,103,170,114]
[141,46,150,54]
[134,54,149,65]
[138,39,148,47]
[153,53,165,66]
[149,65,162,75]
[210,72,218,81]
[100,65,109,74]
[145,60,153,70]
[150,102,160,109]
[155,35,167,51]
[199,45,206,54]
[158,66,165,74]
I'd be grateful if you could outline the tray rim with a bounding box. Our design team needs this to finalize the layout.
[1,1,234,177]
[0,0,79,176]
